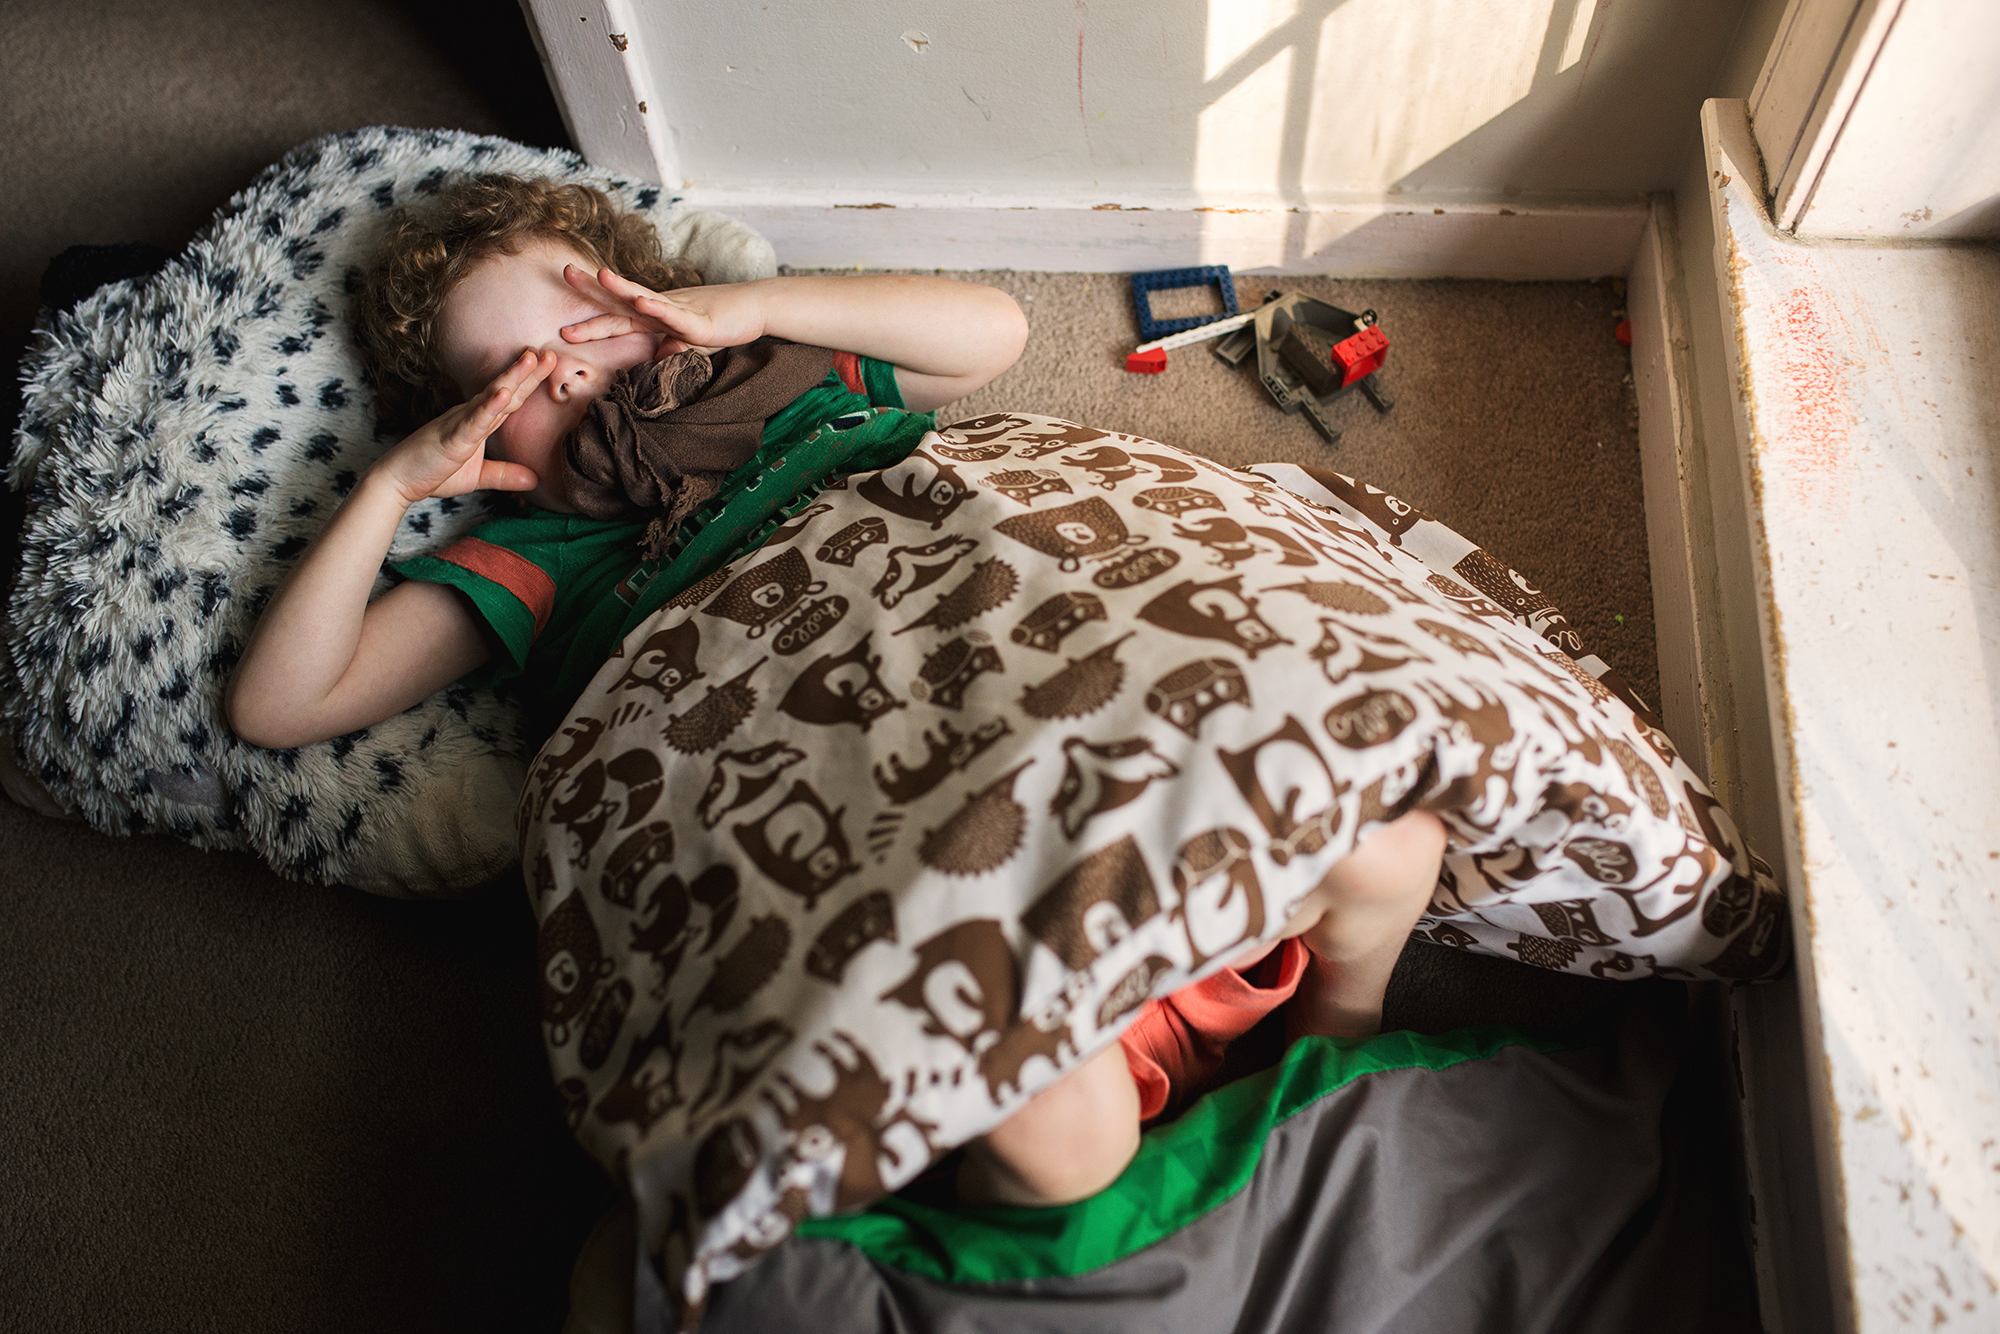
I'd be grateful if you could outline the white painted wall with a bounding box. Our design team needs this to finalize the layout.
[633,0,1755,208]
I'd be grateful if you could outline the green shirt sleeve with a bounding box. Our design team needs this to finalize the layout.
[391,511,647,693]
[862,354,906,408]
[393,532,554,688]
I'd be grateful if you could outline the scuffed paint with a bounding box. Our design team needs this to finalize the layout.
[1721,128,1858,1334]
[1705,97,2000,1332]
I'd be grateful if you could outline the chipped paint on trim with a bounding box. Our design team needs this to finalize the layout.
[669,192,1650,278]
[1703,95,2000,1333]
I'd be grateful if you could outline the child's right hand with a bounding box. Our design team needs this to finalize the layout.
[228,351,553,749]
[371,349,555,506]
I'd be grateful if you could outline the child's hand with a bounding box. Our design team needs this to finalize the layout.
[559,266,769,357]
[564,270,1028,412]
[372,350,553,506]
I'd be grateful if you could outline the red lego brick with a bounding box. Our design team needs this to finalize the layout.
[1125,347,1169,374]
[1331,326,1388,387]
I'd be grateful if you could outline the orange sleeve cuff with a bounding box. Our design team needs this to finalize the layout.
[435,536,557,638]
[832,350,865,395]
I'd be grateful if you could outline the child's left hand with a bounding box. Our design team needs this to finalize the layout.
[559,266,767,358]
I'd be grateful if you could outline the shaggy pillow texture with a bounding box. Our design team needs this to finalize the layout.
[4,126,777,896]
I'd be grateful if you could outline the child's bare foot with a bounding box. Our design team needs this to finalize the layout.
[1282,810,1448,1040]
[956,1042,1141,1206]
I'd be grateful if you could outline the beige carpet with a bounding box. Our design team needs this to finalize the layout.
[928,269,1659,709]
[0,3,1726,1330]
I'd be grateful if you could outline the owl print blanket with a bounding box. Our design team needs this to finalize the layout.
[515,414,1786,1322]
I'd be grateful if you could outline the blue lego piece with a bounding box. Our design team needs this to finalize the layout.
[1130,265,1239,342]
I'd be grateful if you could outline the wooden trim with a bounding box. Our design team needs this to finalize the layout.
[1646,108,1861,1333]
[1703,97,1857,1334]
[1750,0,1862,202]
[676,192,1649,279]
[1628,198,1708,778]
[1748,0,1901,233]
[517,0,678,187]
[1699,93,2000,1331]
[1632,191,1838,1334]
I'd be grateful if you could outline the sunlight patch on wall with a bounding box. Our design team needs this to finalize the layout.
[1193,42,1295,197]
[1299,0,1557,191]
[1204,0,1300,80]
[1558,0,1598,73]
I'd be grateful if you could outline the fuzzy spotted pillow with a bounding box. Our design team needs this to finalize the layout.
[2,126,776,895]
[516,414,1786,1318]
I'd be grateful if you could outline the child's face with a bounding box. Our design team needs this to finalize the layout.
[435,236,659,513]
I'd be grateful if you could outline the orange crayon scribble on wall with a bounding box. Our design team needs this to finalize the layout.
[1762,252,1861,515]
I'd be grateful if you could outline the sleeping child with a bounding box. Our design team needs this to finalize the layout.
[223,173,1448,1211]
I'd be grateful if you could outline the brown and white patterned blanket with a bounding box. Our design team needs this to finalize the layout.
[516,414,1785,1321]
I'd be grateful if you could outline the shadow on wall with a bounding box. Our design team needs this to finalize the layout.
[1188,0,1750,268]
[648,0,1759,272]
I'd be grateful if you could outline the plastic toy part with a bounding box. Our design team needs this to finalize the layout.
[1132,310,1258,356]
[1210,291,1280,369]
[1130,265,1240,342]
[1125,347,1169,374]
[1211,325,1257,368]
[1332,325,1389,386]
[1228,292,1395,444]
[1278,323,1343,394]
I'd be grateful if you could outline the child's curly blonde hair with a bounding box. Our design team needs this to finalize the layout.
[356,174,701,430]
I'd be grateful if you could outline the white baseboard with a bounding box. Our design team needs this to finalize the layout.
[1628,198,1709,773]
[679,191,1650,279]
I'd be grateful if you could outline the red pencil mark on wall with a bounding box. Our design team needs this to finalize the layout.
[1575,1,1609,104]
[1076,0,1095,164]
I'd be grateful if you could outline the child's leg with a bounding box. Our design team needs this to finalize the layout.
[953,810,1442,1207]
[956,1041,1141,1206]
[1282,809,1447,1040]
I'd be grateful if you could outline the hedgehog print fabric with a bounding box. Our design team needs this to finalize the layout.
[515,414,1786,1318]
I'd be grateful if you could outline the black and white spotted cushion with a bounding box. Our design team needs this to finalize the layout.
[3,126,776,895]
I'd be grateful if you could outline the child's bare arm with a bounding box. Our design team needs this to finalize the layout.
[561,270,1028,411]
[226,351,554,749]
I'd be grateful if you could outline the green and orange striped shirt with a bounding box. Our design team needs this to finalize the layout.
[394,353,930,727]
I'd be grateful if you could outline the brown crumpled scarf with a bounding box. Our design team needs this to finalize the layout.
[558,337,837,560]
